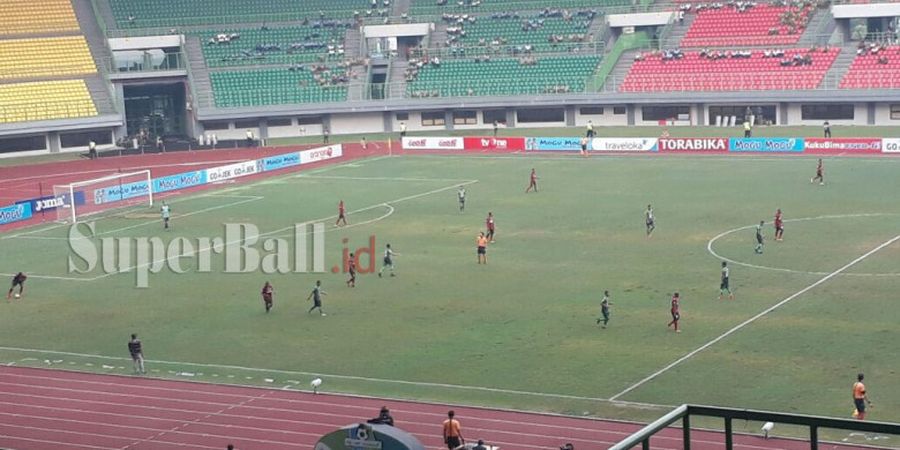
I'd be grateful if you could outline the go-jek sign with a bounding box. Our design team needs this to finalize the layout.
[882,138,900,153]
[729,138,803,153]
[206,160,261,183]
[299,144,343,164]
[590,138,658,152]
[401,137,463,150]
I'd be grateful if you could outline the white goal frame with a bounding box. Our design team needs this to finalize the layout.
[54,170,153,223]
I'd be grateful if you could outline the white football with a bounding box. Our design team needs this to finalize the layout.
[14,294,20,299]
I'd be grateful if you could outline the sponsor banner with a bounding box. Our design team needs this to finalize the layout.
[0,202,33,225]
[804,138,882,154]
[94,180,151,205]
[152,170,208,194]
[401,137,463,150]
[526,137,583,151]
[729,138,804,153]
[463,137,525,152]
[658,138,728,152]
[299,144,343,164]
[16,192,86,213]
[262,152,302,171]
[882,138,900,153]
[206,160,262,183]
[590,138,658,152]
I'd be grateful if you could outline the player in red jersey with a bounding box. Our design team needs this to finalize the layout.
[346,252,357,287]
[335,200,348,227]
[774,209,784,241]
[525,168,538,193]
[261,281,274,313]
[667,292,681,333]
[811,159,824,185]
[485,212,496,243]
[7,272,26,301]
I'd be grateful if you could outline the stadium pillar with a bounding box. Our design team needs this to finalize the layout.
[48,132,61,154]
[694,104,705,126]
[505,109,516,128]
[565,105,576,127]
[626,104,635,126]
[382,111,393,134]
[445,110,454,131]
[259,120,269,142]
[778,103,789,125]
[867,102,876,125]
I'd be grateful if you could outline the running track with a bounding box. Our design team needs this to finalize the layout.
[0,366,877,450]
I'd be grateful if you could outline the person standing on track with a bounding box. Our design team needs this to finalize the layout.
[442,410,465,450]
[128,334,146,374]
[853,373,873,420]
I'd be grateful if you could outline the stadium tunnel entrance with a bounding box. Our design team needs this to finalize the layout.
[122,81,188,145]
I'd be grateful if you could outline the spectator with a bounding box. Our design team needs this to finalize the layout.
[245,129,255,147]
[367,406,395,425]
[442,410,464,450]
[88,140,97,160]
[823,121,831,138]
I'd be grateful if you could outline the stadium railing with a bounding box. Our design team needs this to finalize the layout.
[609,404,900,450]
[100,52,186,74]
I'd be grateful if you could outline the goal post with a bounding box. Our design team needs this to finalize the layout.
[53,170,153,223]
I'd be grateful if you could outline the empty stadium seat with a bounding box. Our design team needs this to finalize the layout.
[620,48,838,92]
[0,36,96,80]
[681,5,812,48]
[406,55,600,97]
[840,46,900,89]
[0,80,98,124]
[442,16,596,53]
[410,0,630,17]
[0,0,80,36]
[210,69,349,107]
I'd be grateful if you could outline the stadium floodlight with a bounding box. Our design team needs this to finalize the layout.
[53,170,153,223]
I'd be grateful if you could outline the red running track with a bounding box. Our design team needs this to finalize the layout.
[0,365,878,450]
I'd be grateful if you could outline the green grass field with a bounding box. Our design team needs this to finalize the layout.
[1,153,899,435]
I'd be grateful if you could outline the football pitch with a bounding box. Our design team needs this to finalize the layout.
[1,152,899,427]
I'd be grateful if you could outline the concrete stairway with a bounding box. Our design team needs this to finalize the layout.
[387,60,409,98]
[71,0,118,115]
[662,13,695,49]
[345,27,363,59]
[183,37,214,109]
[819,44,856,89]
[430,23,448,49]
[798,9,836,47]
[601,49,639,92]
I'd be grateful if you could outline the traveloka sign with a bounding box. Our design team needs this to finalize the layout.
[729,138,804,152]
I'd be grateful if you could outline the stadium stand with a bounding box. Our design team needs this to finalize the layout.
[620,47,838,92]
[406,55,601,97]
[439,12,598,53]
[411,0,631,16]
[108,0,380,28]
[679,3,815,48]
[0,36,96,80]
[199,25,350,68]
[0,0,80,36]
[840,44,900,89]
[210,68,350,107]
[0,79,97,124]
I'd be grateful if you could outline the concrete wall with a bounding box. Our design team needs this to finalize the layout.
[573,106,630,126]
[873,103,900,125]
[330,112,384,134]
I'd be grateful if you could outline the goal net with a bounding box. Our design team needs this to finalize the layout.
[53,170,153,223]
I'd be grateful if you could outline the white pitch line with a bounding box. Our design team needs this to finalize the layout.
[88,179,478,282]
[0,272,92,282]
[610,233,900,401]
[0,344,614,403]
[295,175,474,183]
[707,213,900,277]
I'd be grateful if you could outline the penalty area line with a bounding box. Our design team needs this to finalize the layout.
[610,233,900,402]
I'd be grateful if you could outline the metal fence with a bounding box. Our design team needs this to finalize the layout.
[610,404,900,450]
